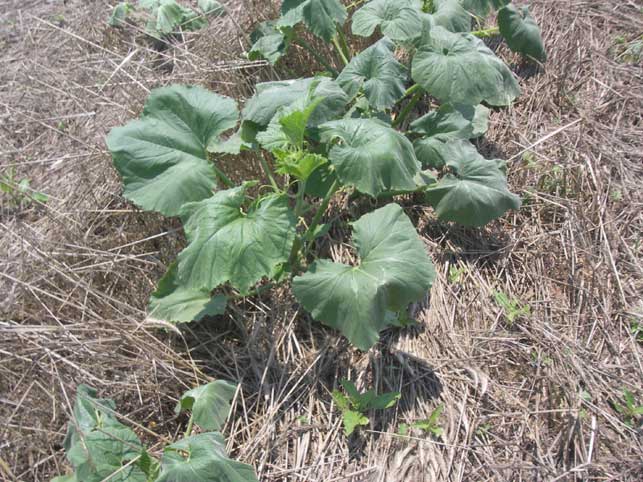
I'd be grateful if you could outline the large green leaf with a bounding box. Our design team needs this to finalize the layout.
[410,103,489,168]
[280,0,347,42]
[411,26,520,106]
[352,0,424,42]
[425,148,521,226]
[157,433,258,482]
[156,0,206,33]
[410,103,489,139]
[241,77,349,142]
[63,385,121,453]
[293,204,435,350]
[460,0,509,17]
[498,4,546,61]
[248,21,292,65]
[107,85,238,216]
[176,186,296,294]
[336,38,407,110]
[176,380,237,431]
[67,426,146,482]
[432,0,471,33]
[148,262,226,324]
[320,119,420,197]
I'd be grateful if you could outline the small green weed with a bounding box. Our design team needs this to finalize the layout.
[332,379,400,436]
[1,168,49,209]
[614,389,643,427]
[493,290,530,324]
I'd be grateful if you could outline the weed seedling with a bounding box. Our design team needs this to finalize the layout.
[614,389,643,427]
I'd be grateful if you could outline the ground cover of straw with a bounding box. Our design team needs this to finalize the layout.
[1,1,641,480]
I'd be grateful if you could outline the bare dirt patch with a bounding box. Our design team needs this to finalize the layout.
[1,1,641,481]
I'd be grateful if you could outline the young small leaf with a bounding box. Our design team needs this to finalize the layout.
[248,21,292,65]
[176,185,297,294]
[369,391,401,410]
[108,2,132,27]
[342,410,369,436]
[498,4,547,62]
[176,380,237,431]
[107,85,238,216]
[293,204,435,349]
[157,432,258,482]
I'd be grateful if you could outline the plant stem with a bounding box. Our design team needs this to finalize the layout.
[260,153,280,192]
[184,413,194,438]
[393,87,424,128]
[336,29,351,62]
[403,83,422,98]
[212,165,234,188]
[294,179,307,217]
[472,26,500,38]
[293,37,339,75]
[303,179,340,245]
[332,35,349,66]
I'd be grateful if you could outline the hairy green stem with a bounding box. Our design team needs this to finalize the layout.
[472,26,500,38]
[393,87,424,128]
[304,179,340,245]
[293,37,339,75]
[332,36,349,66]
[212,165,234,188]
[403,83,423,98]
[184,413,194,438]
[294,179,307,218]
[260,153,280,192]
[336,29,352,62]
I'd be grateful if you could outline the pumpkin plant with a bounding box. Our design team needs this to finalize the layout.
[107,0,546,350]
[53,381,258,482]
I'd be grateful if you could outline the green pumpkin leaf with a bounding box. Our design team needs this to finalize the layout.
[157,432,258,482]
[176,380,237,431]
[148,262,226,323]
[410,103,490,139]
[411,26,520,106]
[108,2,133,27]
[280,0,347,42]
[342,410,369,435]
[156,0,206,33]
[63,385,122,453]
[107,85,238,216]
[352,0,423,42]
[498,4,546,61]
[241,77,349,142]
[67,426,146,482]
[320,119,420,197]
[432,0,471,33]
[248,21,292,65]
[293,203,435,350]
[198,0,225,16]
[257,87,324,151]
[425,148,521,226]
[460,0,509,17]
[176,186,297,294]
[336,38,407,111]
